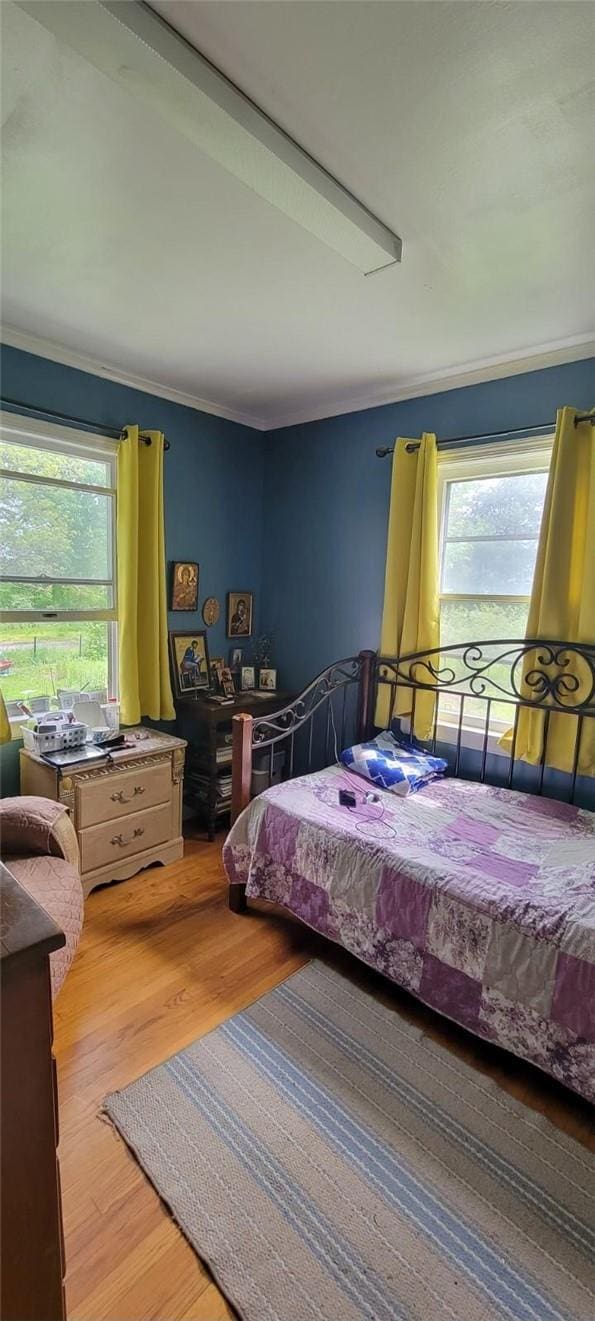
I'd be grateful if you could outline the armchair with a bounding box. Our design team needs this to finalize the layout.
[0,797,83,996]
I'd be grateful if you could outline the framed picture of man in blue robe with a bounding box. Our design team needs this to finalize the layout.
[169,630,210,698]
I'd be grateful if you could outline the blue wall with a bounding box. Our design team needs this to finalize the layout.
[0,344,266,793]
[2,343,594,759]
[263,357,595,690]
[1,345,266,660]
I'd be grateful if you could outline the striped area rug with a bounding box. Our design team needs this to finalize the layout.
[104,962,594,1321]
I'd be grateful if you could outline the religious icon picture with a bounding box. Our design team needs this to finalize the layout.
[171,562,199,611]
[218,666,236,699]
[202,596,220,627]
[169,630,210,697]
[227,591,253,638]
[240,666,256,690]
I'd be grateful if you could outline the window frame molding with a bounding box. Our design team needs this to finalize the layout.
[0,411,118,623]
[435,435,554,748]
[0,411,119,721]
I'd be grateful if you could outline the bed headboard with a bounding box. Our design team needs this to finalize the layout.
[231,639,595,819]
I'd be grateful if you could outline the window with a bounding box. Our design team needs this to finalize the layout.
[437,439,552,733]
[0,414,118,724]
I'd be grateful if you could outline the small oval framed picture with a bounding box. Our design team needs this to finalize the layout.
[259,668,277,692]
[202,596,220,627]
[240,666,255,690]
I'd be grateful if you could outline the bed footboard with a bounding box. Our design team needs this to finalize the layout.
[230,651,375,821]
[228,651,376,910]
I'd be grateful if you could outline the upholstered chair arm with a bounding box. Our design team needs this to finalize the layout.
[0,796,79,869]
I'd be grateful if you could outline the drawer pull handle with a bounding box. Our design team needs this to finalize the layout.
[111,827,144,847]
[111,785,145,804]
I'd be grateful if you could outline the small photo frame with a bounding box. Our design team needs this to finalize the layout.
[209,657,224,690]
[230,647,243,668]
[219,666,236,700]
[171,562,199,611]
[259,668,277,692]
[169,630,210,697]
[227,591,253,638]
[240,666,255,691]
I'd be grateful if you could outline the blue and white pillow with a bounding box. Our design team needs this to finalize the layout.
[340,730,446,797]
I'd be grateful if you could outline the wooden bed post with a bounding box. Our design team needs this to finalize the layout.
[231,712,253,824]
[229,712,253,913]
[357,650,377,741]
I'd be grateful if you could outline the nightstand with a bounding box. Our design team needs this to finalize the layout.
[20,728,186,897]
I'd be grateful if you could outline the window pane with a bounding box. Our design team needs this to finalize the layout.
[0,621,112,706]
[0,476,112,580]
[442,538,539,595]
[440,597,530,645]
[0,440,111,487]
[0,582,113,612]
[446,471,548,537]
[439,600,531,728]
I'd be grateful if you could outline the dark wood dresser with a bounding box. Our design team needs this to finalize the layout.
[1,862,66,1321]
[176,691,292,839]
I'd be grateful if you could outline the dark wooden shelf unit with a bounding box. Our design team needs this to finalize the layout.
[176,691,291,839]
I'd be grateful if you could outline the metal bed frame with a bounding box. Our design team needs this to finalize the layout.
[229,638,595,910]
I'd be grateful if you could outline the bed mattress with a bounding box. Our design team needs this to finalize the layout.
[224,765,595,1101]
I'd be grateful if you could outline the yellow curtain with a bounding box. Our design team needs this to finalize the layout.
[117,426,175,726]
[375,433,439,740]
[0,690,11,745]
[513,405,595,775]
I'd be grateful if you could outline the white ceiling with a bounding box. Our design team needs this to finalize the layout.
[1,0,594,429]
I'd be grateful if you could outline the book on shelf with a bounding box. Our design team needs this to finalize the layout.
[187,771,232,802]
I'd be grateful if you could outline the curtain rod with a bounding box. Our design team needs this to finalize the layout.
[375,414,595,458]
[0,397,170,449]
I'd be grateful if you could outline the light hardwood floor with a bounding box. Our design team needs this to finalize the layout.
[55,831,594,1321]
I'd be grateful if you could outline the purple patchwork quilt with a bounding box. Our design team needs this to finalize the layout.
[223,765,595,1102]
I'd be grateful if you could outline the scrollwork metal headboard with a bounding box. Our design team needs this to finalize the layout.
[377,639,595,805]
[230,639,595,827]
[377,639,595,712]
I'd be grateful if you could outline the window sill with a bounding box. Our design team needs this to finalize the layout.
[435,718,509,759]
[400,715,510,760]
[7,716,27,742]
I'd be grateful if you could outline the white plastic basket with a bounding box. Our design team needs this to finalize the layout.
[22,723,87,754]
[60,723,87,748]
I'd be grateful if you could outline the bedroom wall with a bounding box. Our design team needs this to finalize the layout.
[2,345,594,794]
[262,357,595,691]
[0,343,266,792]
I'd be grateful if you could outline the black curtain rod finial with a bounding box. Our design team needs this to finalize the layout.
[122,426,170,451]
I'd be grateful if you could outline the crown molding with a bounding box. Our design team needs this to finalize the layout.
[2,324,593,435]
[0,325,267,430]
[265,335,595,432]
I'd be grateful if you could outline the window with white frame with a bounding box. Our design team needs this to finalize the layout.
[436,439,553,731]
[0,414,118,723]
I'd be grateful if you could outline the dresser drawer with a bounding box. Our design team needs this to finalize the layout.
[79,803,171,873]
[76,761,172,828]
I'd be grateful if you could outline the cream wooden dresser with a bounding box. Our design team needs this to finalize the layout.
[20,729,186,898]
